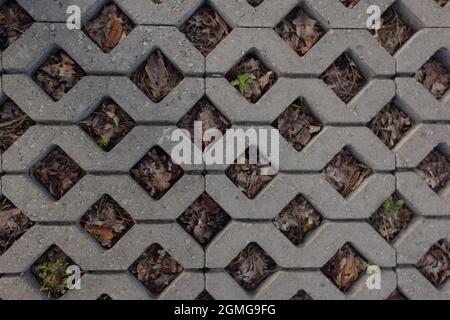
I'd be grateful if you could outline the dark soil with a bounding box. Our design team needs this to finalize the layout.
[225,242,278,290]
[274,97,322,152]
[82,3,135,53]
[416,241,450,287]
[386,289,407,300]
[320,53,366,103]
[415,58,450,99]
[179,6,230,56]
[130,146,184,200]
[321,149,372,198]
[274,8,325,57]
[0,100,35,152]
[273,194,322,245]
[291,290,313,300]
[247,0,264,7]
[80,99,136,152]
[340,0,360,8]
[30,146,86,200]
[97,294,112,300]
[0,198,34,255]
[129,243,183,294]
[33,51,86,101]
[195,290,215,300]
[321,243,366,292]
[80,195,135,249]
[0,0,34,50]
[131,50,183,103]
[435,0,449,7]
[177,193,230,246]
[414,148,450,192]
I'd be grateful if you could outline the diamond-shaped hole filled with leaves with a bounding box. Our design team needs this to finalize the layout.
[0,99,35,152]
[225,148,276,199]
[321,148,372,198]
[177,192,231,246]
[179,5,230,56]
[130,146,184,200]
[321,243,367,292]
[177,97,231,150]
[291,290,313,300]
[80,98,136,152]
[226,242,278,290]
[129,243,183,294]
[0,0,34,51]
[97,293,112,300]
[273,194,322,245]
[274,8,325,57]
[274,97,322,152]
[435,0,449,7]
[386,289,408,300]
[367,194,414,242]
[415,54,450,100]
[31,245,79,299]
[226,54,277,104]
[247,0,264,8]
[33,50,86,101]
[0,197,34,255]
[416,240,450,287]
[368,102,413,149]
[195,290,215,300]
[320,52,367,104]
[82,2,135,53]
[340,0,360,8]
[413,147,450,192]
[80,195,135,249]
[30,146,86,200]
[131,50,183,103]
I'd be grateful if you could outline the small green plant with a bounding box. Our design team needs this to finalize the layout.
[37,259,70,297]
[96,136,109,149]
[291,97,309,113]
[231,73,253,95]
[0,199,6,214]
[383,197,404,214]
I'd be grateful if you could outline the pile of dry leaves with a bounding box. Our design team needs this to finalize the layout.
[131,146,184,200]
[414,149,450,192]
[320,53,366,103]
[322,149,372,197]
[368,103,413,149]
[275,9,325,57]
[80,99,136,152]
[132,50,183,103]
[274,195,322,245]
[80,195,135,249]
[246,0,264,7]
[34,51,86,101]
[179,6,230,56]
[0,100,34,152]
[177,97,231,150]
[0,0,34,50]
[97,294,112,300]
[275,98,322,152]
[416,241,450,286]
[30,146,86,200]
[340,0,360,8]
[196,290,215,300]
[129,243,183,294]
[387,289,407,300]
[177,193,230,245]
[226,242,278,290]
[415,58,450,99]
[291,290,313,300]
[435,0,449,7]
[83,3,135,53]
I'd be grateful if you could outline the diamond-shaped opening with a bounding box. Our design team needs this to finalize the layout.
[273,194,323,245]
[413,146,450,193]
[177,97,231,150]
[415,52,450,100]
[80,98,136,152]
[177,192,231,246]
[321,148,372,198]
[0,197,34,255]
[386,289,408,300]
[247,0,264,8]
[130,145,184,200]
[320,243,367,293]
[32,50,86,101]
[367,194,414,242]
[274,7,326,57]
[368,102,413,149]
[131,49,184,103]
[225,147,276,199]
[31,244,79,299]
[0,99,35,152]
[291,289,313,300]
[225,242,278,290]
[273,97,322,152]
[0,0,34,51]
[129,243,183,294]
[340,0,360,8]
[30,146,86,200]
[416,240,450,287]
[80,194,135,249]
[226,53,277,104]
[97,293,112,300]
[435,0,449,8]
[82,2,135,53]
[179,5,231,56]
[195,290,215,300]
